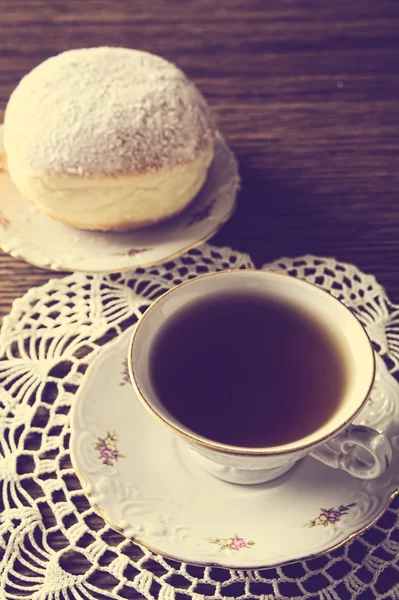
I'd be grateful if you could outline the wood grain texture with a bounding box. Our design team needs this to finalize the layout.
[1,0,399,316]
[1,0,399,592]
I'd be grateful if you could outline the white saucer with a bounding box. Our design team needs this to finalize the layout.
[70,328,399,570]
[0,133,238,273]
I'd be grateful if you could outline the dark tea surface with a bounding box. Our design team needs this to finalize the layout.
[149,292,348,447]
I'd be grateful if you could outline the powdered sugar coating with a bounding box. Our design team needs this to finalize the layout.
[4,47,215,176]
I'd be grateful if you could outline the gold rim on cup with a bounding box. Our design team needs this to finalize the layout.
[128,269,376,457]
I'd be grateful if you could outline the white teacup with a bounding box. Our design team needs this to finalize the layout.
[128,270,392,485]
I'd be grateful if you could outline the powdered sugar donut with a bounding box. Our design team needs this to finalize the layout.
[4,47,215,230]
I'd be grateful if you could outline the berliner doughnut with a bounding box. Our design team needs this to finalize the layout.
[4,47,215,230]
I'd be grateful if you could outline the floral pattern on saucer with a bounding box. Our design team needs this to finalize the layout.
[0,210,9,229]
[95,431,124,466]
[115,248,152,257]
[120,359,130,386]
[211,534,255,551]
[306,503,356,528]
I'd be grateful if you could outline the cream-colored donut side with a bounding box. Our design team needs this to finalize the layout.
[3,47,215,230]
[5,142,213,231]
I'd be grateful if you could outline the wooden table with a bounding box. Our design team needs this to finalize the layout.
[1,0,399,319]
[1,0,399,596]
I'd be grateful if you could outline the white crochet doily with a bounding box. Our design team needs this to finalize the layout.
[1,244,399,600]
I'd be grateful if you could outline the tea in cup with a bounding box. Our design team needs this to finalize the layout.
[128,270,391,484]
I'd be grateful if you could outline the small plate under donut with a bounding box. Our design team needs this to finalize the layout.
[0,133,239,273]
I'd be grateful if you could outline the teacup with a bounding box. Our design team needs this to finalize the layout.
[128,270,392,485]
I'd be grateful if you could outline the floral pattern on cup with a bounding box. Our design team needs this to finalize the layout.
[120,359,130,386]
[188,198,216,226]
[0,211,9,229]
[211,534,255,551]
[95,431,124,466]
[305,503,356,528]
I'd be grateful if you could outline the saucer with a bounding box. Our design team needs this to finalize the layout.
[70,328,399,570]
[0,133,238,273]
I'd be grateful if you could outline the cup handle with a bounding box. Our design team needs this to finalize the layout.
[310,425,392,479]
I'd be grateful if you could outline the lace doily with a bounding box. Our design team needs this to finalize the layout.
[1,245,399,600]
